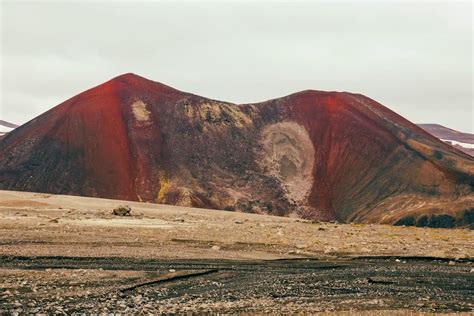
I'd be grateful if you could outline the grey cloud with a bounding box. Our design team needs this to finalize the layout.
[1,1,472,132]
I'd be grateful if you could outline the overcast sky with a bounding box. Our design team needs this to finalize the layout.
[1,1,472,132]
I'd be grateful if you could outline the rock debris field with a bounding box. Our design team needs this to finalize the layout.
[0,190,473,313]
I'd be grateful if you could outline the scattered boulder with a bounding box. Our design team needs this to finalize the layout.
[416,215,429,227]
[395,213,458,228]
[430,214,455,228]
[461,208,474,228]
[394,216,416,226]
[112,205,132,216]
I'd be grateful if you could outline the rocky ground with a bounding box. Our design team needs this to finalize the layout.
[1,257,473,314]
[0,190,473,313]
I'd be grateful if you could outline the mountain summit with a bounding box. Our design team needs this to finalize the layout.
[0,74,472,227]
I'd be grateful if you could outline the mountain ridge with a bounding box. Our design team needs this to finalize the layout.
[0,74,472,227]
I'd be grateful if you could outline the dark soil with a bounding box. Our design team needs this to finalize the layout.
[1,256,473,313]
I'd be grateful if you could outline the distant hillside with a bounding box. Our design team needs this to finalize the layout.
[418,124,473,156]
[0,120,18,136]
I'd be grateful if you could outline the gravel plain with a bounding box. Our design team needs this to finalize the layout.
[0,190,473,313]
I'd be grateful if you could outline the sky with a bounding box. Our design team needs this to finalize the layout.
[1,0,473,132]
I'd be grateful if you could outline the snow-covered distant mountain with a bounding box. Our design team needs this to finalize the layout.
[0,120,19,136]
[418,124,473,156]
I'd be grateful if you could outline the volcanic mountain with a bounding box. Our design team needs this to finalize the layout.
[418,124,474,157]
[0,74,472,227]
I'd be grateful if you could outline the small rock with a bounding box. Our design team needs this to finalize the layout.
[395,259,401,262]
[211,245,221,251]
[235,220,244,224]
[324,247,336,254]
[169,269,176,272]
[469,268,474,273]
[448,261,455,266]
[133,294,143,301]
[49,218,59,223]
[113,205,132,216]
[318,227,326,231]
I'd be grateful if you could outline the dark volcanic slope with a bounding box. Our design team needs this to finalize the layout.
[0,74,473,226]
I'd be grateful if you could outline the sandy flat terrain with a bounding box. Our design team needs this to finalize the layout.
[0,190,473,313]
[1,190,472,260]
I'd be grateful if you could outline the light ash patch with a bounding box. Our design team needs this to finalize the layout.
[131,100,151,122]
[182,99,252,131]
[258,122,315,206]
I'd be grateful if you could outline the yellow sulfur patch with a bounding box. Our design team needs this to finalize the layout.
[157,170,169,202]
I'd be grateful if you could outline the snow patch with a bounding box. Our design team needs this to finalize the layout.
[0,126,14,134]
[441,139,474,149]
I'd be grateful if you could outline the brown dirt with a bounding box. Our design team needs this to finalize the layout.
[0,190,473,313]
[1,190,473,261]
